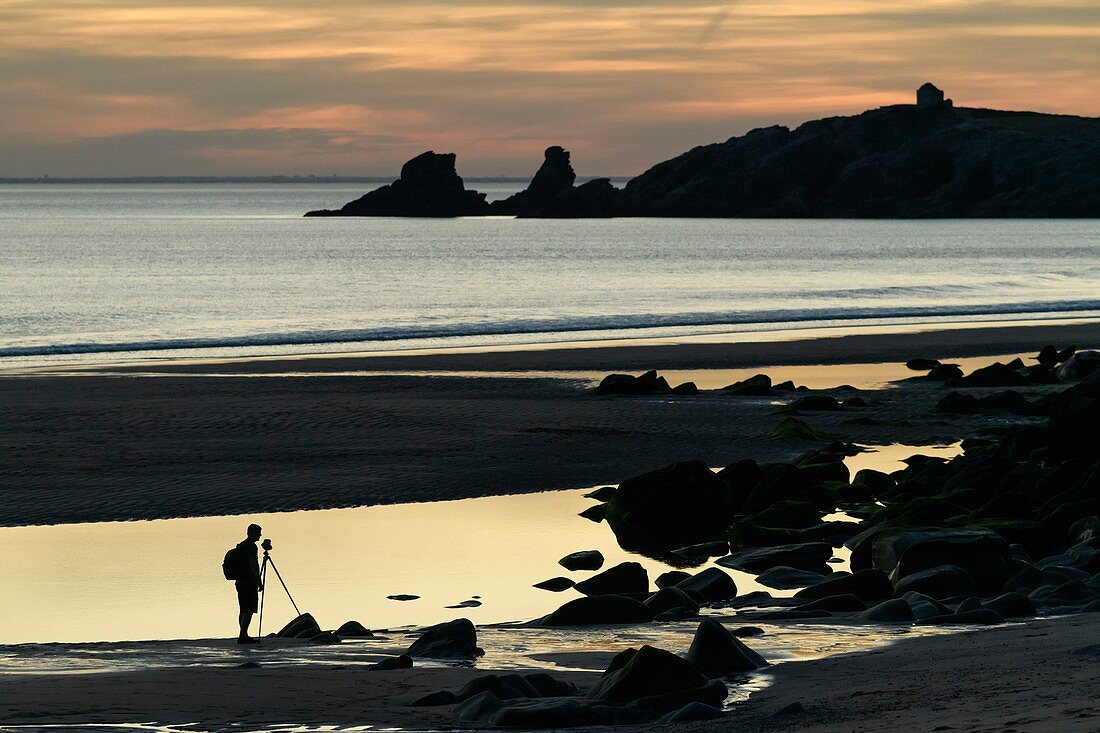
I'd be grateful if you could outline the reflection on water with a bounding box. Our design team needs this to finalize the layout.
[0,443,961,646]
[9,349,1049,392]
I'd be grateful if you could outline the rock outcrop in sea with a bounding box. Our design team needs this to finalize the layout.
[305,151,488,217]
[307,90,1100,218]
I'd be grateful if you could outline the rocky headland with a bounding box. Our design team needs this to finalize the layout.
[307,95,1100,218]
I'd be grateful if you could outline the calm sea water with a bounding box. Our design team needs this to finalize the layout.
[2,184,1099,367]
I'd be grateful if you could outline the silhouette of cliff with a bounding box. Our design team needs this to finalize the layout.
[305,151,488,217]
[307,104,1100,218]
[618,105,1100,217]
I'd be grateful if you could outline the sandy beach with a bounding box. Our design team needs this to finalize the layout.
[2,319,1099,732]
[2,320,1097,527]
[2,614,1096,731]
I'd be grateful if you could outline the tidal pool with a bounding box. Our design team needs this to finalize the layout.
[0,443,961,646]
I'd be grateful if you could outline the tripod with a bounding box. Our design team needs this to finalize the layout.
[257,549,301,638]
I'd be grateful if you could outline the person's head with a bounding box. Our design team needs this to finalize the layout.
[246,523,262,542]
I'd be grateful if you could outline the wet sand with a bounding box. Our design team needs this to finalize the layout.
[2,615,1096,731]
[2,320,1095,526]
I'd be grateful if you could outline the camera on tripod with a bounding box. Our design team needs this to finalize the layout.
[261,538,273,552]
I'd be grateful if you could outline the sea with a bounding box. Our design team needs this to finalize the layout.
[2,183,1100,369]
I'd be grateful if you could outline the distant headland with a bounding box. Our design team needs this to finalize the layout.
[306,85,1100,219]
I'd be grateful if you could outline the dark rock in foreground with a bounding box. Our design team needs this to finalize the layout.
[538,595,654,626]
[277,613,321,638]
[718,542,833,573]
[559,550,604,571]
[406,618,484,660]
[685,619,769,678]
[574,561,649,596]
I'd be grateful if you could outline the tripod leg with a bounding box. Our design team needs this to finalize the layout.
[257,557,268,639]
[266,556,302,617]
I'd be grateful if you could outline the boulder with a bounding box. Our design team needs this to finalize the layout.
[559,550,604,571]
[756,566,826,590]
[574,562,649,596]
[308,631,342,644]
[906,358,941,371]
[588,645,728,714]
[306,152,489,217]
[671,382,699,396]
[454,691,506,723]
[874,530,1012,594]
[894,565,978,599]
[277,613,321,638]
[334,620,373,637]
[411,690,458,706]
[455,673,541,702]
[586,485,618,501]
[937,391,980,414]
[1048,380,1100,462]
[534,577,575,592]
[578,505,605,523]
[741,462,828,512]
[959,362,1028,388]
[539,595,654,626]
[926,364,964,381]
[718,542,833,573]
[983,592,1036,618]
[859,598,914,622]
[771,417,834,441]
[685,619,769,678]
[656,570,692,588]
[370,654,413,671]
[723,374,771,395]
[594,370,670,396]
[605,460,739,552]
[406,618,484,660]
[643,587,700,615]
[674,567,739,601]
[524,672,582,698]
[794,569,893,601]
[1057,350,1100,381]
[852,468,896,496]
[742,500,822,529]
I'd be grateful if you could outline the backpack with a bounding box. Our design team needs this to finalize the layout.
[222,546,247,581]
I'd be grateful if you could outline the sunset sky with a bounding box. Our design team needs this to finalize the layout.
[2,0,1098,177]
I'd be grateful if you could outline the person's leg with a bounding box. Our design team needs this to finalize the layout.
[238,609,252,640]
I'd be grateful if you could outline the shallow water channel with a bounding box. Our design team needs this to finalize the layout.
[0,443,960,649]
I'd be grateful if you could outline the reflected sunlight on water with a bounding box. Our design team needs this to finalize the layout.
[0,443,961,646]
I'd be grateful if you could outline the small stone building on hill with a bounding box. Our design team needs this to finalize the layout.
[917,83,953,108]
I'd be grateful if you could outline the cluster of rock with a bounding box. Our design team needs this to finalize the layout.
[411,619,767,727]
[534,556,738,626]
[594,370,698,396]
[576,350,1100,619]
[276,613,374,644]
[306,104,1100,218]
[305,146,618,218]
[272,613,484,671]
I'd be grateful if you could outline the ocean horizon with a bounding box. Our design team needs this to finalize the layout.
[2,182,1099,368]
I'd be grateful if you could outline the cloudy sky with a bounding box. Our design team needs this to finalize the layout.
[2,0,1097,177]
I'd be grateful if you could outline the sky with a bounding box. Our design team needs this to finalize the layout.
[1,0,1098,177]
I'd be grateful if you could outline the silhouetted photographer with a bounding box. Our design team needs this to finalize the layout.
[222,523,264,644]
